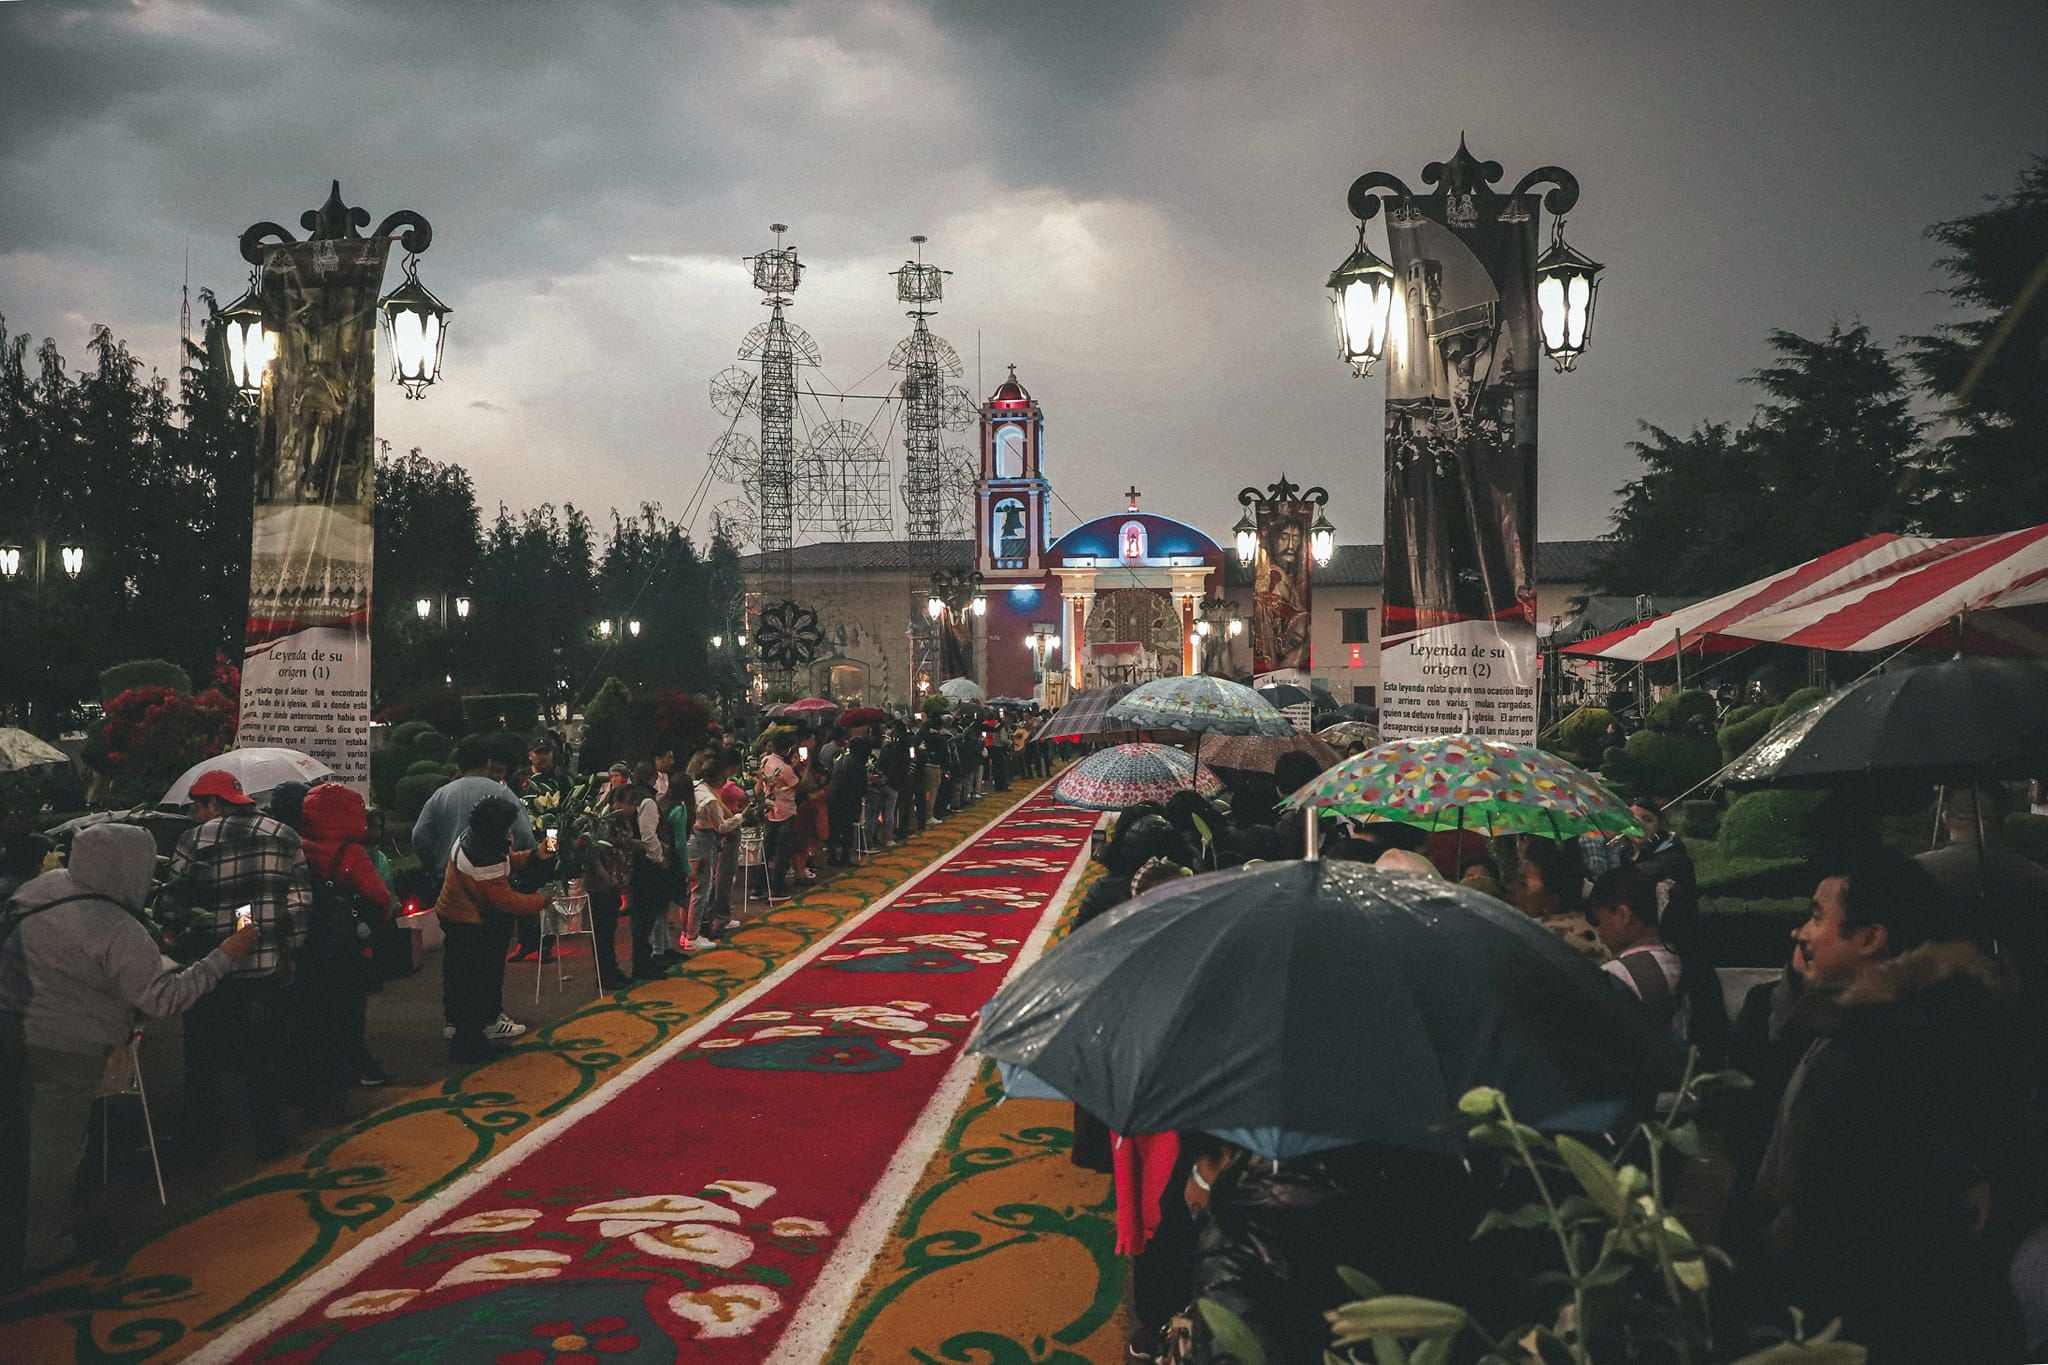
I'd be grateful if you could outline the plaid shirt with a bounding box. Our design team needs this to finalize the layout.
[165,809,311,976]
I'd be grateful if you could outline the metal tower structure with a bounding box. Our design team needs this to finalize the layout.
[889,236,977,687]
[737,224,818,589]
[797,418,892,536]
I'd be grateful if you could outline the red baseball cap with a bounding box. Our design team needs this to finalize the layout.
[190,770,255,805]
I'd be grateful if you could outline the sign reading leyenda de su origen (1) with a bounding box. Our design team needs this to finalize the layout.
[1377,166,1541,745]
[236,238,388,795]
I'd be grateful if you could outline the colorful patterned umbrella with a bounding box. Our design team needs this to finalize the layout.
[1315,720,1382,749]
[1282,733,1642,839]
[1201,732,1340,775]
[1107,676,1293,738]
[939,678,986,702]
[1054,743,1223,809]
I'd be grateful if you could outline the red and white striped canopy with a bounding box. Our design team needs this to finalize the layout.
[1730,523,2048,655]
[1561,533,1957,663]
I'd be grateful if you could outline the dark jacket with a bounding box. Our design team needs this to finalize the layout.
[877,734,911,788]
[1754,941,2025,1362]
[1189,1145,1490,1365]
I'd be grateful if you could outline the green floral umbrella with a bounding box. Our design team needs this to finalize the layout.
[1281,732,1642,839]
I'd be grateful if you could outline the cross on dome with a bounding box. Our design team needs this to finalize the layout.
[1125,485,1142,511]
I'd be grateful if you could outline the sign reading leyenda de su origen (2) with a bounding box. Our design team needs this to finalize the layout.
[236,238,389,795]
[1377,174,1541,745]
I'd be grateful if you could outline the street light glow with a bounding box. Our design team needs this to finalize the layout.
[971,593,987,617]
[1232,510,1258,568]
[926,595,944,620]
[379,258,453,398]
[455,596,471,619]
[1535,221,1604,373]
[628,618,642,637]
[415,597,432,620]
[1310,510,1337,569]
[216,279,272,399]
[0,548,19,578]
[1328,228,1395,377]
[60,545,84,577]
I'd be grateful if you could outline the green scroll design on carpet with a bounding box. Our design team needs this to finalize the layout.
[0,789,1035,1362]
[825,863,1129,1365]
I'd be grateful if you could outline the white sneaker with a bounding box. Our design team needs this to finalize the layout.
[484,1014,528,1040]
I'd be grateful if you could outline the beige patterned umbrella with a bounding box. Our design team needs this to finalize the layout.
[1201,732,1340,775]
[0,728,68,773]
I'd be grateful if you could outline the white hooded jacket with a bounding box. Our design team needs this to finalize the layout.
[0,822,234,1055]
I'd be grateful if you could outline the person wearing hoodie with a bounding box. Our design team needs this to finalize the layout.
[435,796,551,1063]
[0,823,256,1279]
[298,783,395,1093]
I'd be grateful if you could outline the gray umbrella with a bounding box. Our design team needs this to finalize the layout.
[972,859,1669,1159]
[0,728,68,773]
[1035,683,1139,742]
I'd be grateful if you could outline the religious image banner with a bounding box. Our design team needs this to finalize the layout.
[236,237,388,795]
[1251,500,1314,675]
[1378,189,1541,743]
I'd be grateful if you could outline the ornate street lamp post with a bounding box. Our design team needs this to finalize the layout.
[926,568,985,681]
[1336,138,1603,742]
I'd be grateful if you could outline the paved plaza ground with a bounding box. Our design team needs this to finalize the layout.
[0,776,1129,1363]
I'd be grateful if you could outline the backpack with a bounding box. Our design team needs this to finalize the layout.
[305,873,372,962]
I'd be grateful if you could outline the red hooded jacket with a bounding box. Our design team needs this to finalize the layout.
[300,783,393,909]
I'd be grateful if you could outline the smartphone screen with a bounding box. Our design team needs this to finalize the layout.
[544,828,560,855]
[234,904,255,931]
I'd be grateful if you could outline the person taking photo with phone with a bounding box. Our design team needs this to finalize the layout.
[1,822,258,1281]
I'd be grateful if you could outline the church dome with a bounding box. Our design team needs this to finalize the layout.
[989,364,1031,409]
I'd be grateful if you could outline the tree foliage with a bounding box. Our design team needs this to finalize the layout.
[1594,326,1918,595]
[0,315,744,730]
[1906,156,2048,532]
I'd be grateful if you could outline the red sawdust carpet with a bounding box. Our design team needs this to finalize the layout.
[195,788,1102,1363]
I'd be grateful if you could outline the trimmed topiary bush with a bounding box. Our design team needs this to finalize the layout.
[1647,688,1717,738]
[1718,790,1827,862]
[392,771,449,823]
[1770,687,1827,728]
[1600,731,1721,801]
[1547,706,1616,769]
[1718,710,1777,763]
[98,659,192,701]
[1677,798,1722,841]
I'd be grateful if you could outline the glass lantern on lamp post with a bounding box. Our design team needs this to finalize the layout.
[1535,220,1604,372]
[379,257,453,398]
[1327,226,1395,377]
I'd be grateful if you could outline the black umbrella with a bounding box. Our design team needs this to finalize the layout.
[1256,683,1314,709]
[972,860,1668,1158]
[1721,656,2048,788]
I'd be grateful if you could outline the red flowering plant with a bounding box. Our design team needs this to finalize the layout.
[88,659,241,808]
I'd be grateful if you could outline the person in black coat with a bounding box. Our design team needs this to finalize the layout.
[1749,850,2026,1362]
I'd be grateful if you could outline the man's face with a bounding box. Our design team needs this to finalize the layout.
[1792,875,1887,983]
[529,748,554,774]
[1586,901,1637,955]
[190,795,223,823]
[486,760,510,783]
[1271,521,1302,569]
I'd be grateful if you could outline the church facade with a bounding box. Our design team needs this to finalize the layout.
[737,368,1595,709]
[738,367,1230,707]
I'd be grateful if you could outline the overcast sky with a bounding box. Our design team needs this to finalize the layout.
[3,0,2043,549]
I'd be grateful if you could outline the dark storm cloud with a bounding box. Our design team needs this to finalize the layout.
[1,0,2045,544]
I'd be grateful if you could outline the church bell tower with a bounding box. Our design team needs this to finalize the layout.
[975,365,1051,582]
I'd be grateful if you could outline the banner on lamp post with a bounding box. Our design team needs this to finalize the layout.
[1250,500,1314,675]
[1377,186,1541,744]
[236,238,388,795]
